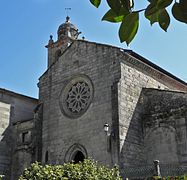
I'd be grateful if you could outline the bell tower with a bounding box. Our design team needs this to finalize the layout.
[46,16,80,67]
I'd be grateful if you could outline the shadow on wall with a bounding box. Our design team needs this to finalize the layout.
[119,89,147,169]
[119,88,187,178]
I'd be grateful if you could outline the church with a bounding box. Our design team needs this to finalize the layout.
[0,16,187,179]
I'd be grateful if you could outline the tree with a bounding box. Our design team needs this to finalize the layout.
[89,0,187,45]
[18,159,122,180]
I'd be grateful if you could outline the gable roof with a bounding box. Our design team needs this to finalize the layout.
[39,39,187,88]
[126,51,187,86]
[0,88,38,102]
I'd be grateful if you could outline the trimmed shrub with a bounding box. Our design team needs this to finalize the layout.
[147,175,187,180]
[19,159,122,180]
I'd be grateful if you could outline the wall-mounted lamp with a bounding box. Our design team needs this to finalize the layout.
[104,123,109,135]
[103,123,114,152]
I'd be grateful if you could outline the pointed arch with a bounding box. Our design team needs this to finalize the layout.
[64,143,87,163]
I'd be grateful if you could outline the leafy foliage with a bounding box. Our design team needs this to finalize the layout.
[89,0,187,45]
[147,175,187,180]
[18,159,122,180]
[90,0,102,8]
[119,12,139,45]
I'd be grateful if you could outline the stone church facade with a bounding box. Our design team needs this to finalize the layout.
[1,17,187,179]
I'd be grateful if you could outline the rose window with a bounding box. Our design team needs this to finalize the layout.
[59,76,93,118]
[66,82,91,113]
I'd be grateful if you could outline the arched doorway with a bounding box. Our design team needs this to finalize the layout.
[64,143,87,163]
[73,151,85,164]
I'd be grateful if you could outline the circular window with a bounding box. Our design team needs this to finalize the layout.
[60,75,93,118]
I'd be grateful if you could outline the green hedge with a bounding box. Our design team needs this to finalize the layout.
[19,159,122,180]
[148,175,187,180]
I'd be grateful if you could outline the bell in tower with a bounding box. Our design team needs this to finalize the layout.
[57,16,80,40]
[46,16,81,67]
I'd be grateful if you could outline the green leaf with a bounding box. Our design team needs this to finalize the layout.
[145,8,171,31]
[145,11,159,25]
[106,0,121,14]
[102,8,129,23]
[119,12,139,45]
[145,1,158,16]
[157,0,173,9]
[145,0,173,17]
[90,0,101,8]
[120,0,131,11]
[172,2,187,24]
[158,9,170,31]
[102,9,123,23]
[179,0,187,11]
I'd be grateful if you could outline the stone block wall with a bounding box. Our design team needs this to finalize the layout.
[118,53,187,168]
[0,102,10,140]
[0,89,38,179]
[142,89,187,165]
[119,57,167,168]
[39,40,122,167]
[11,119,35,179]
[39,40,187,170]
[0,102,11,178]
[0,88,38,124]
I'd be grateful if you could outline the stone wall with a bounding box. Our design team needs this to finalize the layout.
[0,102,10,141]
[39,40,122,167]
[0,89,38,179]
[11,119,35,179]
[0,102,11,178]
[143,89,187,165]
[39,40,187,170]
[0,88,38,124]
[118,53,187,168]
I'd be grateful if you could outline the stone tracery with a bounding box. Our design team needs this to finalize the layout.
[66,82,91,113]
[59,75,93,118]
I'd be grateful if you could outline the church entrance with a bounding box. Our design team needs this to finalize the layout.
[64,143,87,163]
[73,151,85,163]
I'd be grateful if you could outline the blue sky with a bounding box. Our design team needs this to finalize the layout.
[0,0,186,98]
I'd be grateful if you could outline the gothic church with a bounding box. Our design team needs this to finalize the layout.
[1,17,187,179]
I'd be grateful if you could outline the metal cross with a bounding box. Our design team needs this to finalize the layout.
[65,8,71,16]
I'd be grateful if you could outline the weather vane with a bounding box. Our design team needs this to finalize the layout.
[65,8,71,16]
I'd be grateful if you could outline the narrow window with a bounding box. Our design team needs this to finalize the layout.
[45,151,48,163]
[22,131,29,143]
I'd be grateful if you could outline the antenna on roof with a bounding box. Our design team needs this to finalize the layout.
[65,8,71,16]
